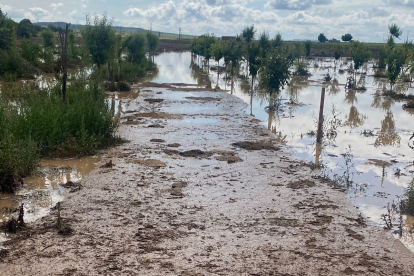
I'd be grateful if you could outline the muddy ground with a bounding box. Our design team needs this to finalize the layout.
[1,85,414,275]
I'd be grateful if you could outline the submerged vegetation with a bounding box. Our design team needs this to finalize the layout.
[0,11,159,193]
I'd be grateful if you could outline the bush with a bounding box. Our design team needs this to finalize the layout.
[294,61,310,76]
[401,180,414,216]
[0,76,118,192]
[117,80,131,92]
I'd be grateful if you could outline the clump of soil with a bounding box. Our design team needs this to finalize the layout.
[147,124,164,128]
[365,159,393,167]
[167,182,188,198]
[268,217,300,227]
[232,141,280,151]
[179,150,213,158]
[309,214,333,226]
[136,113,183,120]
[150,139,166,143]
[128,159,167,167]
[144,98,164,103]
[164,149,179,155]
[287,180,316,189]
[211,150,243,163]
[167,143,181,147]
[185,97,221,101]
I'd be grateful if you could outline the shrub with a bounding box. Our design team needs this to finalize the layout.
[117,80,131,92]
[401,180,414,216]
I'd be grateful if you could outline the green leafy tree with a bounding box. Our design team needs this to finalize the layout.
[248,43,261,86]
[124,34,147,65]
[259,47,293,95]
[273,33,283,47]
[223,39,243,78]
[341,33,353,42]
[210,41,224,67]
[259,32,271,58]
[20,38,40,65]
[81,13,116,69]
[304,40,311,56]
[389,23,402,39]
[146,31,159,59]
[349,41,370,87]
[333,44,343,66]
[17,19,36,38]
[41,29,55,49]
[386,46,405,90]
[0,10,16,50]
[318,33,328,43]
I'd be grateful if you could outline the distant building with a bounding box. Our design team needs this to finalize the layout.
[221,36,236,41]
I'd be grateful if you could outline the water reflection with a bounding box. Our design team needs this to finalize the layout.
[149,52,414,252]
[375,111,401,147]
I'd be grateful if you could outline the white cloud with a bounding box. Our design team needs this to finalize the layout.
[50,3,63,10]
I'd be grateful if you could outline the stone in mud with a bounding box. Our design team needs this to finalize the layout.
[232,141,280,151]
[167,143,181,148]
[287,180,316,189]
[150,139,166,143]
[130,159,166,167]
[147,124,164,128]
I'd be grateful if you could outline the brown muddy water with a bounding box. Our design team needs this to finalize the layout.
[150,51,414,251]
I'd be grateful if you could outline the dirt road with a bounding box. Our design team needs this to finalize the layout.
[1,85,413,275]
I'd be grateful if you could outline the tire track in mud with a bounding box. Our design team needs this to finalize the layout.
[0,86,413,275]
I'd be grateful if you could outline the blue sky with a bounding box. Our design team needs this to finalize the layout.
[1,0,414,42]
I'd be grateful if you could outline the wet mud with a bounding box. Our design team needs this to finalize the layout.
[0,86,414,275]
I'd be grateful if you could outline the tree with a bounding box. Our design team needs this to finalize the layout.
[124,34,147,65]
[304,40,311,56]
[333,44,343,62]
[341,33,353,42]
[389,23,402,39]
[20,38,40,65]
[146,31,159,60]
[259,47,293,95]
[386,46,405,90]
[242,25,256,44]
[17,19,36,38]
[0,10,16,50]
[259,32,271,58]
[318,33,328,43]
[273,33,283,47]
[41,29,55,49]
[349,41,370,88]
[58,23,71,103]
[81,13,116,69]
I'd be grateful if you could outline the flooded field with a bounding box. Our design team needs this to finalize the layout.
[151,51,414,251]
[1,51,413,252]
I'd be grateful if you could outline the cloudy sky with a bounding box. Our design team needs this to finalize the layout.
[1,0,414,42]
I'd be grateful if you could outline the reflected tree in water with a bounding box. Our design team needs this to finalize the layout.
[371,95,394,111]
[375,111,401,147]
[189,58,212,88]
[344,89,358,105]
[344,106,366,128]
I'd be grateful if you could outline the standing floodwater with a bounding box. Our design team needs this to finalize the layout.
[150,51,414,251]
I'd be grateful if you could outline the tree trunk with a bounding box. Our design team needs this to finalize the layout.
[59,23,71,103]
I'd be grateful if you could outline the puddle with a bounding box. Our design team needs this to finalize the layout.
[150,51,414,252]
[0,156,100,247]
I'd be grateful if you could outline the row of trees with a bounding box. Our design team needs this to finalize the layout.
[191,24,414,95]
[191,27,293,96]
[318,33,353,43]
[0,10,159,88]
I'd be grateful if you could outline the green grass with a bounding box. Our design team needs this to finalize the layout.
[0,76,118,192]
[401,180,414,216]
